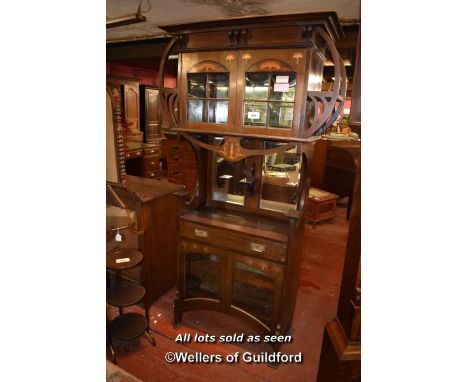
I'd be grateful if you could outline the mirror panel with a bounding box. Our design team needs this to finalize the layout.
[260,142,301,213]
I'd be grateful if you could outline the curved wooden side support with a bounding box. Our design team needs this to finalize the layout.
[304,27,347,137]
[181,133,297,162]
[158,37,180,131]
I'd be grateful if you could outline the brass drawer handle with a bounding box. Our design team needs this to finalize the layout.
[136,151,141,156]
[126,153,130,158]
[150,149,154,154]
[194,228,208,238]
[150,161,155,165]
[250,242,266,253]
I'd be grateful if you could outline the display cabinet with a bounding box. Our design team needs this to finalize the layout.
[157,12,346,361]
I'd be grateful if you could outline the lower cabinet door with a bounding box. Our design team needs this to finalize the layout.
[179,240,284,326]
[230,254,284,325]
[182,242,224,301]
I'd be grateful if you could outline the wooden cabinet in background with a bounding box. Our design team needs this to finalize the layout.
[125,141,162,180]
[123,82,140,133]
[140,86,161,143]
[161,133,200,199]
[107,77,141,136]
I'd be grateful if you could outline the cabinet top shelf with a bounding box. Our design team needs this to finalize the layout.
[159,11,343,41]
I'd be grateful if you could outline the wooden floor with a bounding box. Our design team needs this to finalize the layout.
[107,205,349,382]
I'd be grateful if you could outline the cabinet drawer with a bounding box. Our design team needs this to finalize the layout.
[144,147,160,156]
[145,170,160,179]
[180,221,287,263]
[144,155,160,171]
[125,149,143,159]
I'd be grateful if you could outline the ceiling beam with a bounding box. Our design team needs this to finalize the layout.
[107,39,170,60]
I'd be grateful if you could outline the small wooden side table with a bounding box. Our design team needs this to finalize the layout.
[306,187,339,224]
[106,247,155,364]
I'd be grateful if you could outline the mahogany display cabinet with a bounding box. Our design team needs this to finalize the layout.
[157,12,347,357]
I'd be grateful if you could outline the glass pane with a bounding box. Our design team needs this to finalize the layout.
[232,261,275,321]
[267,102,294,128]
[208,101,228,124]
[185,252,222,299]
[269,73,296,102]
[245,73,269,100]
[212,154,246,205]
[261,142,301,213]
[187,99,205,122]
[187,73,207,98]
[243,102,267,127]
[208,73,229,99]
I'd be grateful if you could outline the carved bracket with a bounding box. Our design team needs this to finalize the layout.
[159,37,180,131]
[304,27,347,137]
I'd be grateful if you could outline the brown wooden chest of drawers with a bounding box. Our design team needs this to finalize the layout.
[125,141,162,179]
[162,135,198,195]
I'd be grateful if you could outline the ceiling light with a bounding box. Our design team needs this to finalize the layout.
[106,14,146,29]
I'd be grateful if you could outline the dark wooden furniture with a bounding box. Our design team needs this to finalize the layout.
[106,81,186,364]
[317,27,361,380]
[161,132,200,200]
[106,246,155,363]
[316,153,361,381]
[107,77,141,135]
[323,143,360,220]
[176,206,300,342]
[106,176,185,316]
[140,86,161,143]
[157,12,347,360]
[306,187,339,224]
[124,141,162,180]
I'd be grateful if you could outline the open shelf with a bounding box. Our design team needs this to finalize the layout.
[106,248,143,270]
[110,313,147,341]
[107,281,146,307]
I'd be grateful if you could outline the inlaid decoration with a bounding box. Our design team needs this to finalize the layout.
[247,59,293,72]
[181,133,297,162]
[189,60,229,73]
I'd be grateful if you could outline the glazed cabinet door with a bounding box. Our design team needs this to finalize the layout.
[179,51,238,132]
[229,253,284,326]
[234,49,308,139]
[180,240,227,303]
